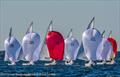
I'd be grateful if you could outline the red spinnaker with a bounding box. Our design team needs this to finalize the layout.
[46,31,64,60]
[108,38,117,57]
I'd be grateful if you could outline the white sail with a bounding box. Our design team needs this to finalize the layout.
[76,42,88,60]
[17,48,24,60]
[39,42,50,61]
[77,17,95,61]
[26,21,33,34]
[4,28,21,63]
[82,28,102,61]
[65,38,80,60]
[32,41,41,61]
[4,37,21,62]
[64,29,80,60]
[22,32,40,61]
[96,37,113,61]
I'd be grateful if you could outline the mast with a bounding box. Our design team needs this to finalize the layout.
[26,21,33,34]
[67,28,73,38]
[87,17,95,29]
[102,30,105,37]
[8,27,12,42]
[108,30,112,38]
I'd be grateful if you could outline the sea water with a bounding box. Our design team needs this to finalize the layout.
[0,51,120,77]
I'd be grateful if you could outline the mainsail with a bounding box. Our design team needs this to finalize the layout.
[4,27,21,63]
[64,29,80,60]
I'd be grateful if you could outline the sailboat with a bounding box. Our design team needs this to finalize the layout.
[76,18,97,61]
[82,17,102,67]
[107,31,117,64]
[22,21,41,65]
[39,21,53,61]
[64,29,80,65]
[96,30,113,64]
[4,27,21,65]
[45,21,65,66]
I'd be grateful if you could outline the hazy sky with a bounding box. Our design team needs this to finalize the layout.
[0,0,120,50]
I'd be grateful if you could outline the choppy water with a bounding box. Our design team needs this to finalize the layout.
[0,51,120,77]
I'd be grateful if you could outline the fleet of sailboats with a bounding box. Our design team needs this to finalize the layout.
[3,18,118,66]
